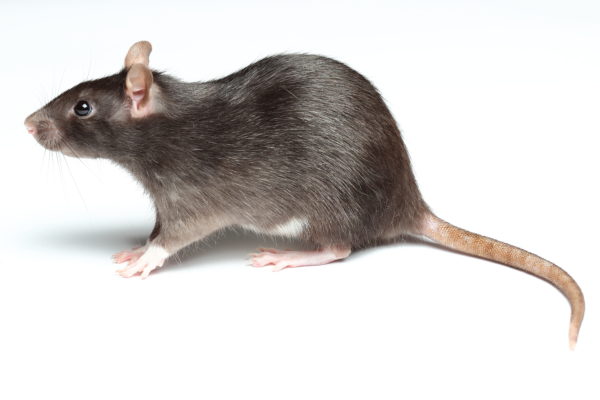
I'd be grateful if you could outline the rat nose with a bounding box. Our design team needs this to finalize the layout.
[25,123,37,135]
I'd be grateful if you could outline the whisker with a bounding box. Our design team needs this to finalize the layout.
[57,66,67,98]
[40,83,48,107]
[51,68,57,102]
[62,141,102,182]
[86,51,93,81]
[50,150,56,182]
[54,151,67,201]
[41,147,47,177]
[62,153,89,212]
[37,92,46,108]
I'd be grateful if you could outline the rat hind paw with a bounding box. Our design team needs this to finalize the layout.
[116,245,169,279]
[249,246,351,272]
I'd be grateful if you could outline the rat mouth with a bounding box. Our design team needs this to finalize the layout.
[25,112,82,157]
[26,118,69,154]
[34,128,65,152]
[35,130,85,158]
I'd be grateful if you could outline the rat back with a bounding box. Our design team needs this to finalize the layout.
[130,54,428,248]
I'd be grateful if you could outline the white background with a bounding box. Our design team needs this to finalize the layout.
[1,1,599,399]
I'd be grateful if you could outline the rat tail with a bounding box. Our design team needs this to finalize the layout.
[418,211,585,350]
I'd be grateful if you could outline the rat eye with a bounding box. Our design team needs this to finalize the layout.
[74,100,92,117]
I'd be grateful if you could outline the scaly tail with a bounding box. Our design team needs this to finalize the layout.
[420,212,585,349]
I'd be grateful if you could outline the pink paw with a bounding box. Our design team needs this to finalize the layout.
[115,245,169,279]
[250,248,293,272]
[112,245,145,264]
[249,246,351,272]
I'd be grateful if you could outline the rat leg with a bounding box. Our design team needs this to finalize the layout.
[116,219,219,279]
[250,246,351,272]
[112,211,161,265]
[117,243,169,279]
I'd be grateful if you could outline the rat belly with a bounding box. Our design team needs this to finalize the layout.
[240,217,308,238]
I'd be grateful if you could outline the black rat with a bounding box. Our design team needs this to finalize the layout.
[25,41,584,348]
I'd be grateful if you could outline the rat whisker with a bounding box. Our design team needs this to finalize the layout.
[62,153,89,212]
[49,151,56,189]
[57,66,67,98]
[50,68,57,101]
[54,151,67,202]
[41,147,47,177]
[55,152,68,202]
[86,52,93,81]
[37,92,46,109]
[39,84,49,107]
[62,140,101,181]
[62,140,79,159]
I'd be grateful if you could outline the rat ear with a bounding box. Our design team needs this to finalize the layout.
[124,41,152,69]
[126,63,154,118]
[124,41,155,118]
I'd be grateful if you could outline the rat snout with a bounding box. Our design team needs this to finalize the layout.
[24,112,63,151]
[24,114,39,136]
[24,122,37,135]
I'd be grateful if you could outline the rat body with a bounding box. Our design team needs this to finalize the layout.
[25,41,584,348]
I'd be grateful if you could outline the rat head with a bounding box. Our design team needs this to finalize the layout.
[24,41,161,158]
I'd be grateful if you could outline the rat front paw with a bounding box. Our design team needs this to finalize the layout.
[116,245,169,279]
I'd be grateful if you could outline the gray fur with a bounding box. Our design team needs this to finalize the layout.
[26,54,428,253]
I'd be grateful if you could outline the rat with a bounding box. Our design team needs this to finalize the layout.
[24,41,584,349]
